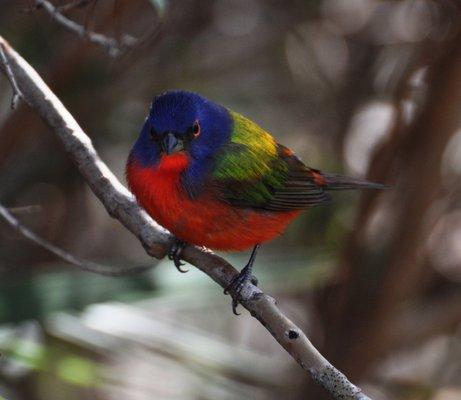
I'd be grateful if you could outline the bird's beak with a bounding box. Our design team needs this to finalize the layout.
[161,132,184,155]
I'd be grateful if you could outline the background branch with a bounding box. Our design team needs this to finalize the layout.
[6,205,42,214]
[0,41,22,108]
[57,0,92,13]
[0,34,371,400]
[0,203,151,277]
[35,0,137,57]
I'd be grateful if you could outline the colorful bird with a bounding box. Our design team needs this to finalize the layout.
[126,90,387,313]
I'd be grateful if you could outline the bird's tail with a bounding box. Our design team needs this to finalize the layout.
[322,173,390,190]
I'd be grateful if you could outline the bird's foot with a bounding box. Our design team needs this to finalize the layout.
[224,265,259,315]
[168,238,188,273]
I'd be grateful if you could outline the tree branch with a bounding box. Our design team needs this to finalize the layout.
[57,0,92,13]
[0,203,151,277]
[7,205,42,214]
[34,0,137,57]
[0,34,371,400]
[0,42,22,108]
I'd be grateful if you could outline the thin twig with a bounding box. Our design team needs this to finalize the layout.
[0,34,371,400]
[35,0,137,57]
[7,205,42,214]
[0,203,151,277]
[58,0,92,13]
[0,42,22,109]
[82,0,98,37]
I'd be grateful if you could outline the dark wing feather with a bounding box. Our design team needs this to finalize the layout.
[262,146,331,211]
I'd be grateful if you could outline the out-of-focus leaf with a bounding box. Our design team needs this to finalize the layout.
[6,339,45,370]
[56,356,98,387]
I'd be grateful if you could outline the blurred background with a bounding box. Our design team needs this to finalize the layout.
[1,0,461,399]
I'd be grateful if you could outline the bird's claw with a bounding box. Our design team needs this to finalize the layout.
[168,239,188,273]
[224,265,258,315]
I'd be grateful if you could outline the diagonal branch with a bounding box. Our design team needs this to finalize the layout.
[0,42,23,108]
[0,203,152,277]
[0,34,371,400]
[7,205,42,214]
[35,0,137,57]
[57,0,92,13]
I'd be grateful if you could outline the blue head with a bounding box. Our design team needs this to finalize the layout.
[130,90,233,167]
[129,90,234,196]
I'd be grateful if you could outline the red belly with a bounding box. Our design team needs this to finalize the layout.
[126,155,299,251]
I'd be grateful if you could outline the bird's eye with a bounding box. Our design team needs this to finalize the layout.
[192,121,200,138]
[149,126,158,141]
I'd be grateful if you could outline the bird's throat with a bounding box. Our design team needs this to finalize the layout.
[157,152,189,173]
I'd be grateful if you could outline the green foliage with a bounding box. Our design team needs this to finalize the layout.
[56,357,98,387]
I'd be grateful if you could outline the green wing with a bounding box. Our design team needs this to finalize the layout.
[212,111,331,211]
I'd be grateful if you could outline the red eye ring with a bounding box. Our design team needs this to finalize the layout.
[192,120,200,138]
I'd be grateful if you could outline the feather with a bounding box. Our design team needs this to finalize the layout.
[322,173,390,190]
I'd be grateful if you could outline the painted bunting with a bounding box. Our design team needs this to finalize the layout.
[126,90,386,313]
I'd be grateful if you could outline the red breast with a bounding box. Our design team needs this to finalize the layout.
[126,154,300,251]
